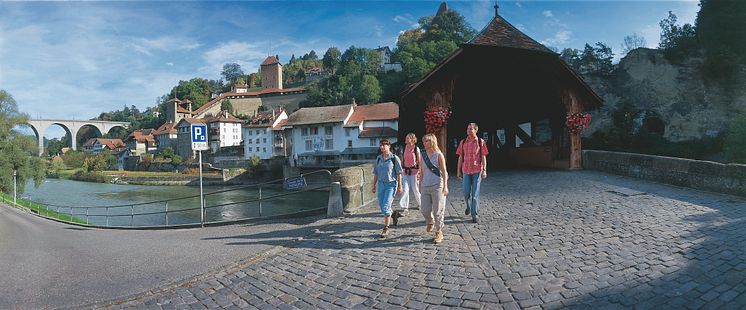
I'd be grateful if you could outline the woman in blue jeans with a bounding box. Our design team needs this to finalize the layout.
[372,139,403,238]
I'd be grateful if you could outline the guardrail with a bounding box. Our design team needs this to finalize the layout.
[1,170,332,229]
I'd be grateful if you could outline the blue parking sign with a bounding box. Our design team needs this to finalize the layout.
[191,124,208,150]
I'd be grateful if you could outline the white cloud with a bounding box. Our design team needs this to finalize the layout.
[166,62,174,66]
[393,14,419,29]
[543,10,553,18]
[515,2,522,8]
[541,30,572,46]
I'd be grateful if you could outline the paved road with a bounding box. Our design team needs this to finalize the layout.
[0,205,324,309]
[99,170,746,309]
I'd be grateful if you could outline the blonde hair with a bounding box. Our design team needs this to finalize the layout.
[422,133,441,153]
[405,133,417,143]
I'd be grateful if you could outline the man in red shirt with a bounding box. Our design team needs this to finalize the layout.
[456,123,488,223]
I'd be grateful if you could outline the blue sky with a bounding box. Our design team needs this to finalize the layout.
[0,1,698,138]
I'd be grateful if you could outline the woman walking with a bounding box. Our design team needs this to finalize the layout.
[419,133,449,244]
[398,133,422,214]
[372,139,403,238]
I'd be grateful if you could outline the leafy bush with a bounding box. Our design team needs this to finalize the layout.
[248,155,264,176]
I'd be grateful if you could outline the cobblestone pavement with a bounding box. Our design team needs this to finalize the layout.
[98,170,746,309]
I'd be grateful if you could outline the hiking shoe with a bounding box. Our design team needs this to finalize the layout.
[381,226,390,237]
[465,206,470,216]
[402,209,409,216]
[433,230,444,244]
[472,217,479,224]
[426,223,434,233]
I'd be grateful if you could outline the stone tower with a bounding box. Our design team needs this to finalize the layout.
[260,55,283,89]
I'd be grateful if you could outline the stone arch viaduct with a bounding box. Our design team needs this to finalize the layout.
[25,119,130,155]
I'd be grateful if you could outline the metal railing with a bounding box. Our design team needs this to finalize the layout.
[2,170,332,229]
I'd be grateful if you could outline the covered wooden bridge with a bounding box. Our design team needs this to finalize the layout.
[399,4,602,170]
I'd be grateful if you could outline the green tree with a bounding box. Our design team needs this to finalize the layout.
[220,99,234,114]
[696,0,746,61]
[393,8,474,85]
[323,47,341,74]
[658,11,698,62]
[0,90,46,194]
[221,63,244,84]
[170,78,222,110]
[696,0,746,79]
[49,156,65,177]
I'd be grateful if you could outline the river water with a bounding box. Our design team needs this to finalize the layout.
[20,178,329,227]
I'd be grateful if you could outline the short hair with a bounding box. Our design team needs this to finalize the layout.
[467,123,479,131]
[379,139,391,145]
[405,133,417,143]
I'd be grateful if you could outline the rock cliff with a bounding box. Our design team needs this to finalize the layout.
[584,48,746,142]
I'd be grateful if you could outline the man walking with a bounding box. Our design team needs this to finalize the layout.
[456,123,488,223]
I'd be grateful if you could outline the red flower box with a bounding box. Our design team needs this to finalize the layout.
[424,108,452,134]
[566,112,592,134]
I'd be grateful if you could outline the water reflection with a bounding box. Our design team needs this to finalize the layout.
[22,179,328,226]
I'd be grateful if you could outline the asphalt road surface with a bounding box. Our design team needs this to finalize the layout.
[0,205,320,309]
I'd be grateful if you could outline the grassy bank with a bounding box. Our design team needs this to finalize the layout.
[0,192,87,225]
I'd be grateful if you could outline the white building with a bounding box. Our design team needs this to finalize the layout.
[204,110,244,153]
[243,109,289,160]
[283,102,398,167]
[124,129,157,156]
[342,102,399,163]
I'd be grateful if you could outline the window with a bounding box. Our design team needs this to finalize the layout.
[263,147,267,152]
[248,130,252,136]
[255,138,260,144]
[325,126,333,135]
[263,138,267,143]
[305,140,313,151]
[370,138,376,146]
[301,128,309,136]
[248,139,252,144]
[345,128,351,137]
[347,140,353,147]
[311,127,318,135]
[221,135,225,140]
[256,147,260,152]
[325,139,333,150]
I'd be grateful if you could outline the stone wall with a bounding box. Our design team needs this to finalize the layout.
[583,150,746,196]
[331,163,376,213]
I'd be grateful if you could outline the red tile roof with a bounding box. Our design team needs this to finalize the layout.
[466,13,553,53]
[84,138,126,149]
[126,129,156,143]
[345,102,399,127]
[261,56,279,66]
[153,121,178,135]
[359,127,398,138]
[285,104,354,126]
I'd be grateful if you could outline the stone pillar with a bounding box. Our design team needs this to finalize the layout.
[37,127,45,156]
[327,182,344,217]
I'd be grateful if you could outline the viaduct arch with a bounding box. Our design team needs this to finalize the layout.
[25,119,130,155]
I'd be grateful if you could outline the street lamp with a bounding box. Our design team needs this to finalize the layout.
[13,170,17,206]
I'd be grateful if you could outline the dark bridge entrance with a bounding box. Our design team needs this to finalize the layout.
[399,5,602,171]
